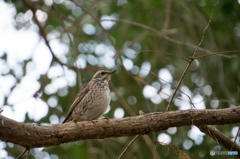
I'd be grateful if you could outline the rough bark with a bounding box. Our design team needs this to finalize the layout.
[0,106,240,148]
[197,125,240,157]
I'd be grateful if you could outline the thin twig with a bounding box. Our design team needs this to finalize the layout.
[230,126,240,151]
[101,19,213,54]
[162,0,172,31]
[109,83,136,117]
[139,110,158,148]
[71,0,122,60]
[148,134,158,148]
[136,50,189,62]
[22,0,76,70]
[166,0,220,111]
[26,149,30,159]
[193,98,239,106]
[166,62,192,111]
[192,0,220,58]
[118,135,139,159]
[53,4,83,89]
[194,50,240,59]
[33,74,48,97]
[101,19,164,35]
[16,148,28,159]
[139,68,196,109]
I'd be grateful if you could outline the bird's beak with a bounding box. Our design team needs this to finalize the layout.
[111,70,117,74]
[107,70,117,75]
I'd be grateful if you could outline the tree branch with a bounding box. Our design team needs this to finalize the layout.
[0,106,240,148]
[22,0,76,69]
[197,125,240,158]
[166,0,220,111]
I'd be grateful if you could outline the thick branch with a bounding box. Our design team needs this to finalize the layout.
[197,125,240,157]
[0,106,240,148]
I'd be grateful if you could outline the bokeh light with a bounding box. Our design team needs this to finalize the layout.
[114,107,125,119]
[157,133,172,144]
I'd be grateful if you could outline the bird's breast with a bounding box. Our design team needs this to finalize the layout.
[89,82,111,105]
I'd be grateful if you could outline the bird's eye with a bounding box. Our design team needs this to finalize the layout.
[101,72,105,75]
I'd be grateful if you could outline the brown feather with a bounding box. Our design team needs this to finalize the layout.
[62,83,89,123]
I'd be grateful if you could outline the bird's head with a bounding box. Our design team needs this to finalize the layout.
[92,69,117,82]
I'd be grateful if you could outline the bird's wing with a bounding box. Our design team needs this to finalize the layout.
[62,83,89,123]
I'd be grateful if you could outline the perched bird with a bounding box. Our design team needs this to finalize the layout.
[62,69,116,123]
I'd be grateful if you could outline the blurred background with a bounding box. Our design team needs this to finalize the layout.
[0,0,240,158]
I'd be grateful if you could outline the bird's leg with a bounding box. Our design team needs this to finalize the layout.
[103,117,110,120]
[70,118,77,123]
[84,116,95,123]
[73,118,77,123]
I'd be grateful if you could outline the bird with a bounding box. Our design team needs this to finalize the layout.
[62,69,117,123]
